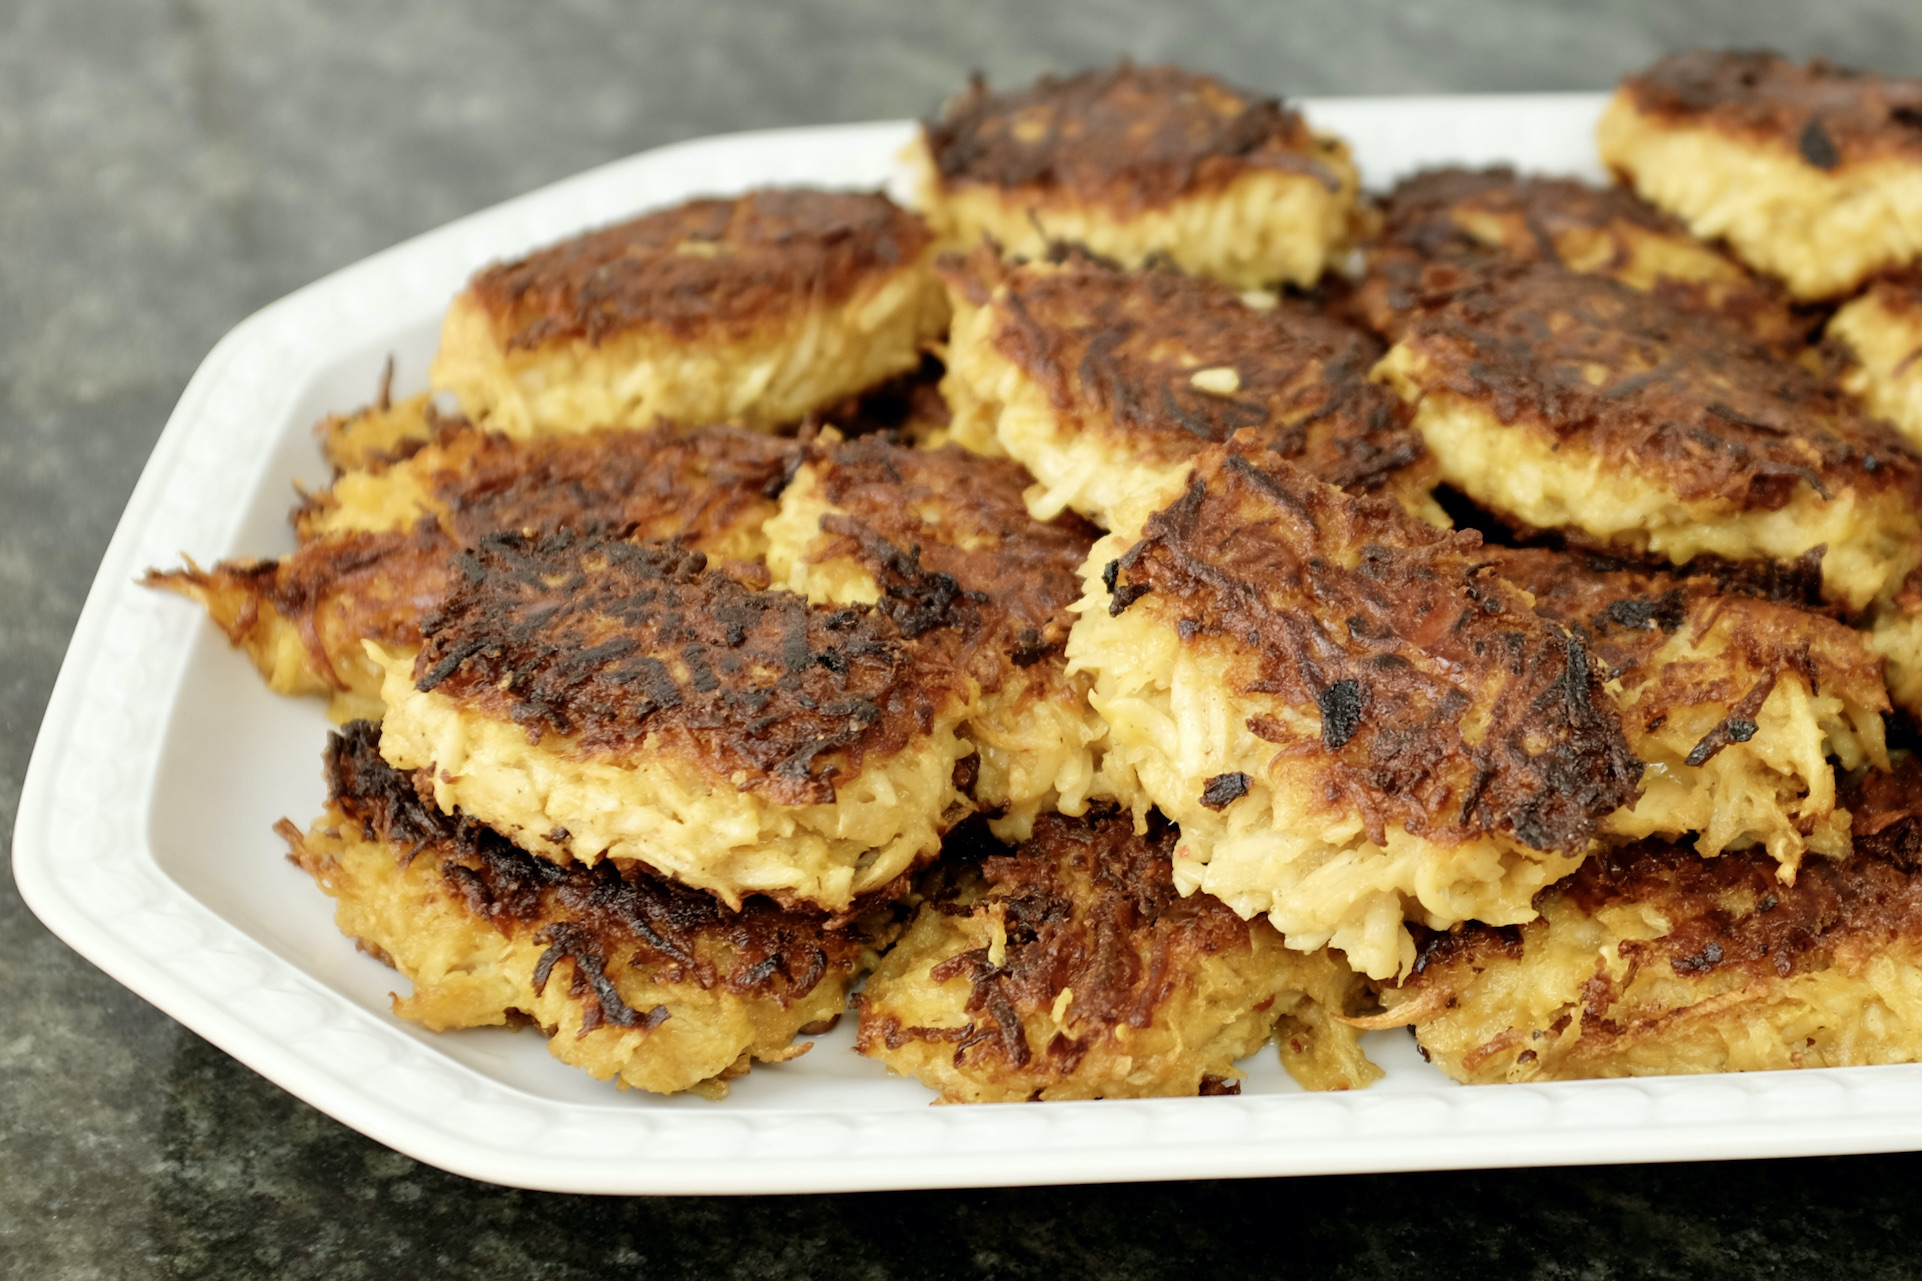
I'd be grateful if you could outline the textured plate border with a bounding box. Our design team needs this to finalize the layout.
[20,94,1922,1195]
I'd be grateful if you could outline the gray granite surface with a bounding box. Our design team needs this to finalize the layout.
[7,2,1922,1276]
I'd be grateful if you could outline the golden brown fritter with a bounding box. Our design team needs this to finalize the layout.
[1829,269,1922,449]
[1350,167,1809,351]
[856,810,1380,1101]
[941,247,1437,531]
[909,64,1359,289]
[286,720,882,1098]
[1379,757,1922,1083]
[764,434,1106,839]
[376,531,975,912]
[1597,50,1922,300]
[1488,547,1888,873]
[431,188,949,436]
[1068,437,1642,979]
[145,422,796,720]
[1373,264,1922,611]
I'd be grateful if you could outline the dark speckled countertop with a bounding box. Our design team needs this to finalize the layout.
[8,3,1922,1276]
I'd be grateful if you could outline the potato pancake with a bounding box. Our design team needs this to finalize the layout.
[375,532,975,913]
[941,247,1436,531]
[909,63,1358,290]
[1489,547,1889,875]
[1379,758,1922,1082]
[145,421,794,719]
[1351,166,1809,351]
[1374,264,1922,611]
[430,188,948,436]
[1068,438,1642,979]
[1597,50,1922,300]
[286,721,885,1097]
[857,810,1380,1101]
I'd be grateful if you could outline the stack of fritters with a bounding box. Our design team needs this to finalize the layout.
[1070,439,1642,980]
[286,721,886,1098]
[150,50,1922,1099]
[1379,760,1922,1082]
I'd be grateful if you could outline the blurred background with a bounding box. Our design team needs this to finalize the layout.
[6,2,1922,1276]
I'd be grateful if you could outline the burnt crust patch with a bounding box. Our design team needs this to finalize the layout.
[965,249,1429,498]
[1621,50,1922,167]
[1108,442,1642,852]
[323,721,868,1012]
[923,63,1335,212]
[466,188,933,350]
[412,531,967,805]
[1396,264,1922,510]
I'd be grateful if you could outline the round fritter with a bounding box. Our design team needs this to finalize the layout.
[1379,756,1922,1083]
[1617,50,1922,167]
[1069,437,1642,980]
[1374,263,1922,611]
[431,188,949,435]
[146,421,796,719]
[1597,51,1922,300]
[856,811,1380,1101]
[1350,166,1809,351]
[287,721,881,1098]
[910,64,1358,289]
[941,247,1437,531]
[377,532,974,911]
[764,435,1106,839]
[1489,546,1889,873]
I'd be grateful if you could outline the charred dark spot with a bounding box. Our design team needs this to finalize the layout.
[1318,679,1364,750]
[1199,771,1252,811]
[1799,116,1840,169]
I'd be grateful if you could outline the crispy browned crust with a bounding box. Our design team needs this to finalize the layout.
[149,425,797,698]
[956,247,1430,498]
[465,189,933,350]
[1106,440,1642,852]
[323,720,871,1014]
[923,63,1338,212]
[413,532,972,805]
[1351,167,1811,349]
[800,434,1099,672]
[1409,756,1922,1005]
[408,422,794,552]
[1486,545,1889,749]
[1620,50,1922,168]
[1396,264,1922,511]
[856,809,1260,1074]
[144,530,453,689]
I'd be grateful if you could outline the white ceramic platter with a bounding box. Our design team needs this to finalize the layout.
[22,93,1922,1195]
